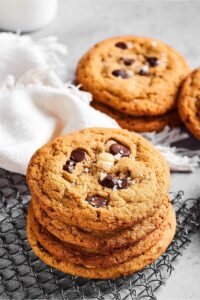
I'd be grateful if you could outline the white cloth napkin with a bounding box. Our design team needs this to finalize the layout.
[0,33,199,175]
[0,33,119,174]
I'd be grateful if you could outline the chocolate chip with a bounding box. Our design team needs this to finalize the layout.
[100,175,117,189]
[110,143,130,157]
[63,160,76,173]
[122,58,135,66]
[115,42,127,49]
[146,56,158,67]
[138,69,149,76]
[86,195,108,208]
[112,69,130,79]
[70,149,86,162]
[117,178,129,190]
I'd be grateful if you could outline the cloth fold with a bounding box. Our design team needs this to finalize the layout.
[0,68,119,174]
[0,33,199,175]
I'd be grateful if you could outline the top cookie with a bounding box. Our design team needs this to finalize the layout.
[27,128,170,231]
[77,36,189,116]
[178,68,200,140]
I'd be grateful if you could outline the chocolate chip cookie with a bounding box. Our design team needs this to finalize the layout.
[178,68,200,140]
[27,128,170,231]
[27,204,176,279]
[28,203,173,268]
[77,36,189,116]
[31,194,170,253]
[92,101,182,132]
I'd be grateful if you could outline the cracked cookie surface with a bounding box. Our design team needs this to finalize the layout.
[27,128,170,231]
[178,68,200,140]
[77,36,189,116]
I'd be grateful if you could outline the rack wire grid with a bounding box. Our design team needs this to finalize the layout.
[0,167,199,300]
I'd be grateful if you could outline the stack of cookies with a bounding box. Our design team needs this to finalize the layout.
[76,36,190,132]
[27,128,176,279]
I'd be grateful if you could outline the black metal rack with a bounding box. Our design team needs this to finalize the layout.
[0,168,199,300]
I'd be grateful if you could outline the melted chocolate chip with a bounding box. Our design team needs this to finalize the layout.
[70,149,86,162]
[86,195,108,208]
[117,178,129,190]
[122,58,135,66]
[63,160,76,173]
[146,56,158,67]
[112,69,130,79]
[100,175,117,189]
[110,143,130,157]
[115,42,127,49]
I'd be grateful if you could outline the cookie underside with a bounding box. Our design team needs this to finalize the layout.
[92,101,182,132]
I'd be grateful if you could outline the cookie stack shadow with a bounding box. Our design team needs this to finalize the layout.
[27,128,176,279]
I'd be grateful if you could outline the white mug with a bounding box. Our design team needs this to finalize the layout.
[0,0,58,32]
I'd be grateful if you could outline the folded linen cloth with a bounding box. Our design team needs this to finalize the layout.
[0,68,119,174]
[0,33,199,175]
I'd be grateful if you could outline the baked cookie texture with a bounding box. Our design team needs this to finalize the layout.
[27,127,176,279]
[27,128,170,231]
[92,101,182,132]
[77,36,189,117]
[31,194,170,253]
[178,68,200,140]
[28,203,174,269]
[27,205,176,279]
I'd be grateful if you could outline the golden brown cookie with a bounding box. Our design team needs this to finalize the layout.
[92,101,182,132]
[31,195,170,253]
[28,203,173,268]
[27,205,176,279]
[77,36,189,116]
[27,128,170,231]
[178,68,200,140]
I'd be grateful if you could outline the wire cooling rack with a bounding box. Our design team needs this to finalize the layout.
[0,168,199,300]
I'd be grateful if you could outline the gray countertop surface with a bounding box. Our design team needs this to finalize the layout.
[32,1,200,299]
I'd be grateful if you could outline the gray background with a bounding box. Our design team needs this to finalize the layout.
[32,1,200,299]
